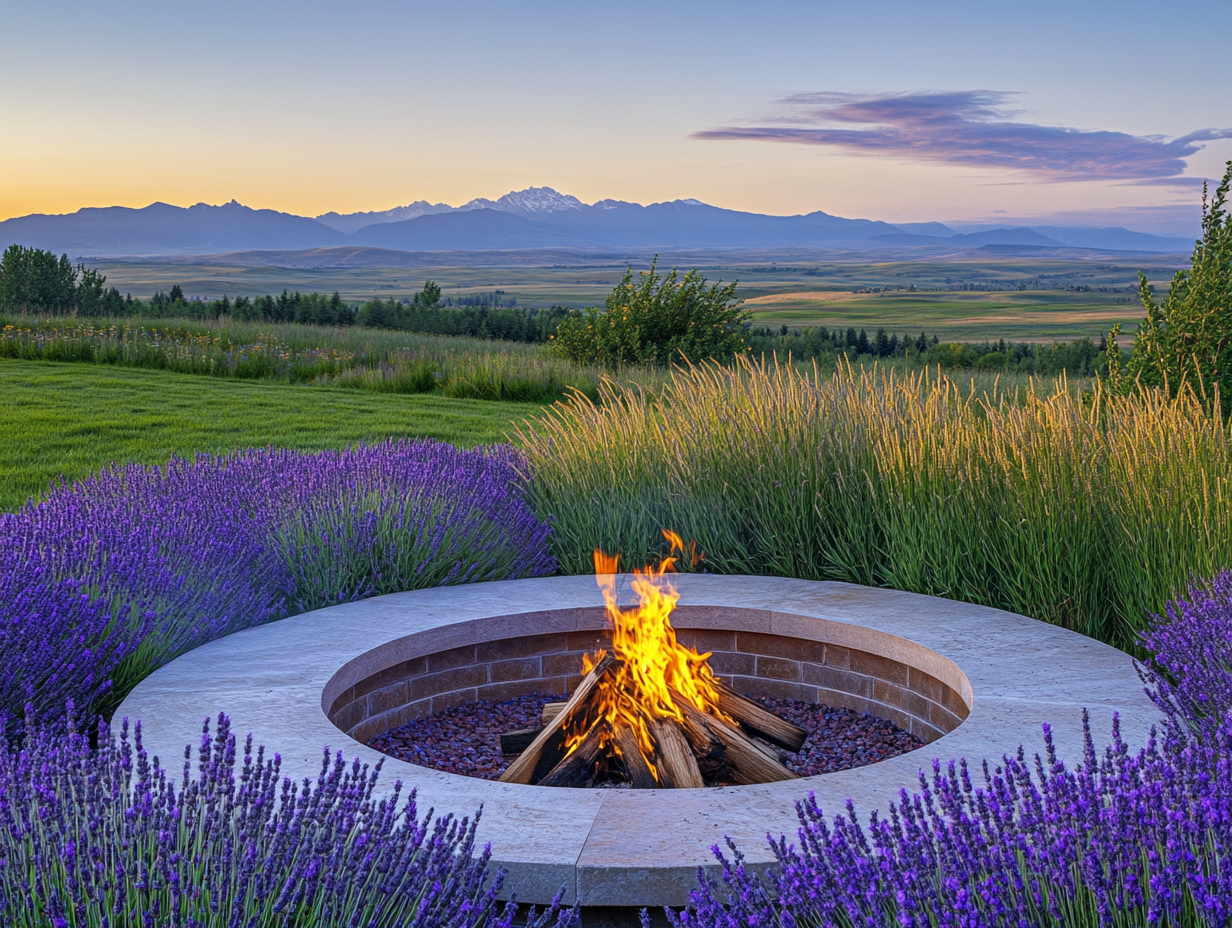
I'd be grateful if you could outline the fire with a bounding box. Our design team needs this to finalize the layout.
[567,530,732,779]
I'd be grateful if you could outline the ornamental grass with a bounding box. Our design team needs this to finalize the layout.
[0,440,555,726]
[669,574,1232,928]
[517,357,1232,652]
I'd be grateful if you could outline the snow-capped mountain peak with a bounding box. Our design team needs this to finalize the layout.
[460,186,585,214]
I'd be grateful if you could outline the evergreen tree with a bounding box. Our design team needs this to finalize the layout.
[1113,160,1232,407]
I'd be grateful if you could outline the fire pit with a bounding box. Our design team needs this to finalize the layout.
[116,574,1161,915]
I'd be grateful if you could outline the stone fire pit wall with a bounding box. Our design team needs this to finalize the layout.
[327,605,970,749]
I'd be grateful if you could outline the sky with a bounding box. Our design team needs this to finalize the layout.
[2,0,1231,233]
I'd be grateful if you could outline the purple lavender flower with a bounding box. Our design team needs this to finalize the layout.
[671,574,1232,927]
[0,440,556,725]
[0,709,575,928]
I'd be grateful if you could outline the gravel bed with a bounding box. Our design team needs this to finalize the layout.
[368,691,924,783]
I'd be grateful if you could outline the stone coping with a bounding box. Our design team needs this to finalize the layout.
[115,576,1160,908]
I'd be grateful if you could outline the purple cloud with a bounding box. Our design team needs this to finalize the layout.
[693,91,1232,182]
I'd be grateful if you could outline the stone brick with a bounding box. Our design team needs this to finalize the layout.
[908,667,945,704]
[427,645,478,672]
[873,680,931,720]
[673,629,736,652]
[407,665,488,702]
[351,656,428,702]
[430,688,480,713]
[755,656,801,681]
[331,698,366,733]
[489,657,542,682]
[802,662,872,697]
[476,633,568,662]
[478,678,566,702]
[705,651,756,676]
[565,631,612,652]
[823,644,851,669]
[850,650,909,687]
[735,632,826,665]
[542,651,588,676]
[729,675,805,702]
[367,682,409,716]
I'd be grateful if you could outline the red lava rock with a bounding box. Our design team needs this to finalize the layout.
[367,691,923,782]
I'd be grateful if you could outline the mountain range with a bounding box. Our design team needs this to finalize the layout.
[0,187,1196,258]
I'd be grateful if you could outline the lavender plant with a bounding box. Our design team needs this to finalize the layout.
[670,575,1232,928]
[0,709,574,928]
[0,440,556,724]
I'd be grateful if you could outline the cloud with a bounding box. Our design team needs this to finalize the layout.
[692,91,1232,183]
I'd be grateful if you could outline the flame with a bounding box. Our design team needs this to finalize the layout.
[566,530,730,779]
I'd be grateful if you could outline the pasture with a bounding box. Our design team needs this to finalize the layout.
[87,252,1187,342]
[0,359,540,511]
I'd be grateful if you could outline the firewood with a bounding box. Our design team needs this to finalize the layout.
[540,701,566,726]
[715,683,808,751]
[538,722,608,788]
[649,718,704,789]
[499,728,541,756]
[671,693,797,785]
[614,724,660,789]
[499,653,617,784]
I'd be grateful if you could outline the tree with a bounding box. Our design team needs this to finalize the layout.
[0,245,78,312]
[551,259,749,366]
[1111,160,1232,407]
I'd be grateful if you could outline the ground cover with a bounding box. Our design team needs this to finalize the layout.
[0,360,542,511]
[0,315,629,403]
[518,357,1232,652]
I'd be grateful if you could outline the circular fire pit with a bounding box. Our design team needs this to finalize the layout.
[116,576,1160,912]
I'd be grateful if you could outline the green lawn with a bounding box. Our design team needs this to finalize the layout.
[0,359,543,512]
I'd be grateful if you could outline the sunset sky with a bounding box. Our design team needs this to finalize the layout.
[3,0,1230,233]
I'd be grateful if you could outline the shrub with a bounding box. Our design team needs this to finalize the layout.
[1115,160,1232,407]
[517,357,1232,651]
[669,576,1232,927]
[551,260,750,366]
[0,441,556,724]
[0,711,573,928]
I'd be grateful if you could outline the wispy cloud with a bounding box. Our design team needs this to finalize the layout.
[693,91,1232,183]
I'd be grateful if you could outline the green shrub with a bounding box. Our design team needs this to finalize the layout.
[551,260,750,366]
[1114,160,1232,407]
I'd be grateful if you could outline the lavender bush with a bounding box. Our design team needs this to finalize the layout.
[0,709,573,928]
[0,441,556,724]
[671,576,1232,928]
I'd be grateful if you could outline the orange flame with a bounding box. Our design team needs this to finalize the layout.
[567,530,729,779]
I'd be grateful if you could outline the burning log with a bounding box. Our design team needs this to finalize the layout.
[496,532,803,789]
[614,725,659,789]
[648,718,704,788]
[671,693,798,785]
[499,728,541,756]
[498,653,617,784]
[715,683,808,752]
[538,721,608,788]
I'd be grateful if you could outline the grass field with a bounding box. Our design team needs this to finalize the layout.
[88,253,1186,342]
[0,359,541,512]
[744,289,1144,342]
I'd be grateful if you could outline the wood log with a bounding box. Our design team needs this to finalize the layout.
[649,718,704,789]
[715,683,808,752]
[671,694,797,785]
[499,653,617,784]
[540,701,566,727]
[614,724,660,789]
[538,722,608,788]
[499,728,541,756]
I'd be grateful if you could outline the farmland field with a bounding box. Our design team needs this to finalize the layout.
[87,251,1187,342]
[0,359,541,512]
